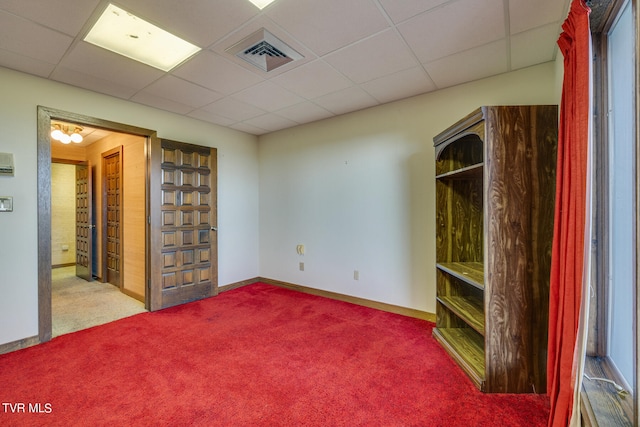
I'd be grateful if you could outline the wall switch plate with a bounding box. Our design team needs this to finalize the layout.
[0,196,13,212]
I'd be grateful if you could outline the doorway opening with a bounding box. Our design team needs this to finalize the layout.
[49,123,148,337]
[38,107,157,342]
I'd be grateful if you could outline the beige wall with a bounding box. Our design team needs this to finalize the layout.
[258,61,561,313]
[51,163,76,266]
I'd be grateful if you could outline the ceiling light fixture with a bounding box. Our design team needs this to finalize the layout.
[247,0,277,9]
[51,124,83,144]
[84,3,201,72]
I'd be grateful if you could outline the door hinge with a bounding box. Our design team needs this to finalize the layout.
[148,216,151,224]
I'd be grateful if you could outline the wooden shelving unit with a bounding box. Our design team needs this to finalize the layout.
[432,105,558,393]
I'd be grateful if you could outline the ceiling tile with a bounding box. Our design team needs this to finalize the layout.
[399,0,505,63]
[230,121,270,135]
[267,0,389,56]
[113,0,259,47]
[509,0,569,34]
[0,0,100,37]
[361,66,436,103]
[424,40,508,89]
[275,102,334,124]
[243,113,298,132]
[378,0,451,24]
[232,80,304,111]
[136,75,224,108]
[188,109,237,127]
[0,10,73,64]
[0,48,56,77]
[271,60,352,99]
[314,86,379,115]
[173,51,264,95]
[50,67,142,99]
[324,29,419,84]
[200,97,266,122]
[130,91,194,115]
[511,23,559,70]
[56,42,165,90]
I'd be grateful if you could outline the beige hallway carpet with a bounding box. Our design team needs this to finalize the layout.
[52,266,147,337]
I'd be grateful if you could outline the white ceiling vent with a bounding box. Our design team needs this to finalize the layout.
[226,28,303,72]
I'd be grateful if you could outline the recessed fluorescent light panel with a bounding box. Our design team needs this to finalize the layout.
[247,0,277,9]
[84,3,201,72]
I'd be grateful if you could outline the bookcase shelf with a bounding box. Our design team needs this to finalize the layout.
[432,105,558,393]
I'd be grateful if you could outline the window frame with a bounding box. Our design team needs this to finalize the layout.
[583,0,639,425]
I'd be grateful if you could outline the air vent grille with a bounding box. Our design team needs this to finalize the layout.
[226,28,303,72]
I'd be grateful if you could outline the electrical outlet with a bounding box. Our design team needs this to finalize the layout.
[354,270,359,280]
[299,262,304,271]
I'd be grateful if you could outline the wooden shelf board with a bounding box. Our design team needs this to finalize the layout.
[435,163,483,180]
[437,296,484,335]
[436,262,484,290]
[433,327,485,390]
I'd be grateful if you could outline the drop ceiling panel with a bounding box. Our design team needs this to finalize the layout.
[0,0,571,135]
[399,0,505,63]
[136,75,224,109]
[271,60,352,99]
[424,40,508,89]
[188,109,236,127]
[378,0,451,24]
[232,80,304,112]
[509,0,569,34]
[275,102,334,124]
[314,86,379,116]
[173,51,264,95]
[199,97,266,122]
[267,0,389,56]
[324,30,419,84]
[0,0,100,37]
[130,91,195,115]
[50,66,143,99]
[114,0,259,47]
[56,42,164,90]
[244,113,298,132]
[361,66,436,103]
[511,23,559,70]
[0,10,74,64]
[0,48,56,77]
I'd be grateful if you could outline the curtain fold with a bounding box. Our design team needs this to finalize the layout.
[547,1,592,426]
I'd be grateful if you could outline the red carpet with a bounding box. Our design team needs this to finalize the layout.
[0,283,549,426]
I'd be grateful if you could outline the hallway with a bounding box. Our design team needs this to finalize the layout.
[52,266,146,337]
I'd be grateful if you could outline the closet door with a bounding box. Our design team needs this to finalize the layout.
[149,138,218,311]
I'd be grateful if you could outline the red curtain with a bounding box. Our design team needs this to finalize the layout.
[547,1,591,426]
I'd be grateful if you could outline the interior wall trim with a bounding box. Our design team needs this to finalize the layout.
[257,277,436,322]
[0,335,40,356]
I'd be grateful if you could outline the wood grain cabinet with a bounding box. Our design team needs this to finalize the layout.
[432,105,558,393]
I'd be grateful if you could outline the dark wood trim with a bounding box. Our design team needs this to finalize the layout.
[52,263,76,269]
[121,287,144,303]
[37,107,53,343]
[51,158,84,165]
[218,277,262,293]
[37,106,156,342]
[0,335,40,356]
[259,277,436,322]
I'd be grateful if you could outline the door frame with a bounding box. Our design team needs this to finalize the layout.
[37,106,157,343]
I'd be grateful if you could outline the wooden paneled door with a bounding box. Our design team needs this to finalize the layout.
[75,162,93,281]
[103,147,123,288]
[149,139,218,311]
